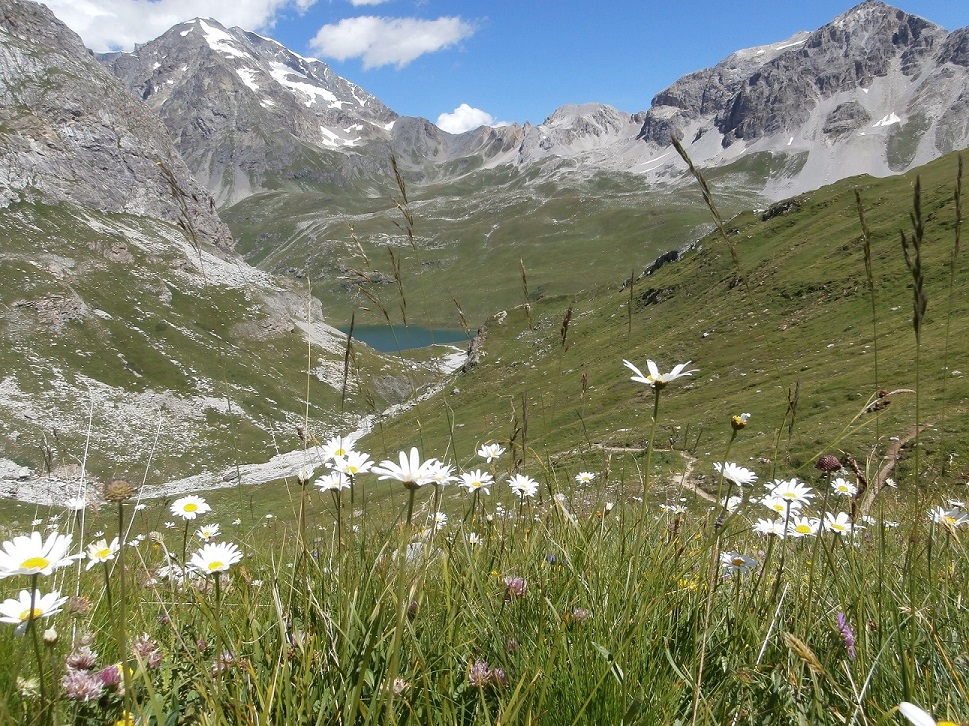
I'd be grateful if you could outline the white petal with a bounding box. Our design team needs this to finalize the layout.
[899,702,938,726]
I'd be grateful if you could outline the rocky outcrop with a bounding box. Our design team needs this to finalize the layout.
[0,0,231,247]
[717,2,943,145]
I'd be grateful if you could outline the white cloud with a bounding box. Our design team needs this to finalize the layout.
[349,0,391,5]
[42,0,316,53]
[309,16,476,69]
[436,104,506,134]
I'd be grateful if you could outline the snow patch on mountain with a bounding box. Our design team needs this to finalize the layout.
[236,67,259,91]
[268,61,341,108]
[197,19,246,59]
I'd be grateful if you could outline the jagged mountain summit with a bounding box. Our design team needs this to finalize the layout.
[104,18,401,206]
[101,1,969,206]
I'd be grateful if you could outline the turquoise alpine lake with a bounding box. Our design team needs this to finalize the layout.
[341,325,470,352]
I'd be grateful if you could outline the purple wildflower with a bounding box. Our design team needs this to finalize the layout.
[468,660,492,687]
[504,576,527,600]
[468,659,507,688]
[97,664,124,694]
[65,646,98,671]
[132,633,162,669]
[836,612,856,659]
[61,669,104,702]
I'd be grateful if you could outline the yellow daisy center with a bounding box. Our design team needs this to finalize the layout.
[97,548,112,559]
[731,557,746,567]
[183,503,198,512]
[21,557,49,570]
[207,561,223,571]
[19,608,43,622]
[795,524,813,534]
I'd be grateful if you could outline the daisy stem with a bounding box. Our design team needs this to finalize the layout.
[298,479,308,551]
[748,535,776,610]
[336,489,344,549]
[102,562,114,617]
[464,490,480,525]
[641,386,662,512]
[28,575,49,724]
[805,485,832,626]
[181,520,189,573]
[117,501,132,713]
[771,502,793,603]
[731,568,742,636]
[714,429,739,521]
[405,487,416,527]
[432,484,441,522]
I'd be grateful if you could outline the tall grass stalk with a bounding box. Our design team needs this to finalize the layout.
[900,177,927,485]
[855,189,881,447]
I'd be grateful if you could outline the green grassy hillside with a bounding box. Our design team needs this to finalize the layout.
[364,151,969,502]
[0,199,422,485]
[222,165,759,329]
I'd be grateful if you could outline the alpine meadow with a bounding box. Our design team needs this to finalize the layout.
[1,1,968,724]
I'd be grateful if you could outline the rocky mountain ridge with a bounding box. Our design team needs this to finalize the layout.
[634,1,969,196]
[98,1,969,206]
[103,18,401,206]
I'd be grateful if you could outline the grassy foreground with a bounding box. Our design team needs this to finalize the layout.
[0,437,966,725]
[1,151,968,724]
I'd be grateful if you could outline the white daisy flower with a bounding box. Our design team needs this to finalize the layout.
[720,552,758,575]
[476,443,505,463]
[84,538,120,570]
[188,542,243,575]
[330,451,373,477]
[196,524,221,541]
[831,478,858,496]
[622,358,697,389]
[170,496,211,521]
[507,474,539,499]
[459,470,493,495]
[714,462,758,486]
[372,447,435,489]
[0,589,68,635]
[0,532,78,579]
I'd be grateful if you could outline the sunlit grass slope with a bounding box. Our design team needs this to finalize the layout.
[368,151,969,498]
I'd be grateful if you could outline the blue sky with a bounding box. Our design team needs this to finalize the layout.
[49,0,969,132]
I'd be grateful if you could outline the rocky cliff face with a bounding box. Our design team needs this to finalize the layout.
[0,0,401,496]
[0,0,231,247]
